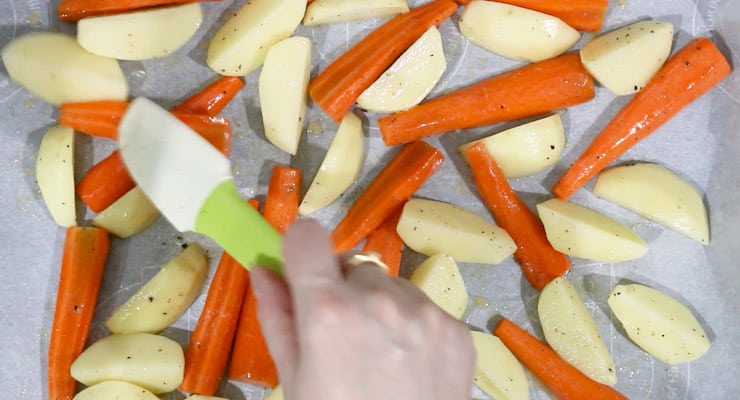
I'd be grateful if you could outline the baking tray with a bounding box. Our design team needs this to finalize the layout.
[1,0,738,398]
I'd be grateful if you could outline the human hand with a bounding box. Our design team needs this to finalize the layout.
[251,219,475,400]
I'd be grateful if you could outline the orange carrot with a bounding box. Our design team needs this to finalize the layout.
[57,0,210,21]
[179,201,258,396]
[48,226,110,400]
[331,141,444,252]
[492,0,609,31]
[172,113,233,156]
[493,318,628,400]
[262,165,302,234]
[378,52,594,146]
[553,38,732,199]
[59,101,128,140]
[76,150,136,213]
[171,76,245,117]
[362,207,404,277]
[308,0,458,122]
[466,143,570,290]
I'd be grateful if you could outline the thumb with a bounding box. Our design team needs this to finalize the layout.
[251,266,298,383]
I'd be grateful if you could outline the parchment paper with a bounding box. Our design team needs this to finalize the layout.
[1,0,739,399]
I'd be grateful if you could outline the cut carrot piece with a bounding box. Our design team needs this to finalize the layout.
[172,76,245,117]
[493,318,628,400]
[378,52,594,146]
[77,150,136,213]
[331,140,444,252]
[493,0,609,31]
[553,38,732,199]
[171,112,233,156]
[48,226,110,400]
[262,165,302,234]
[180,201,257,396]
[57,0,207,21]
[59,101,128,140]
[362,206,404,277]
[466,143,570,290]
[308,0,458,121]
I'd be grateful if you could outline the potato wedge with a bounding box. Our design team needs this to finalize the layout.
[409,253,468,319]
[36,125,76,227]
[593,163,709,244]
[1,32,128,105]
[207,0,305,76]
[471,331,529,400]
[536,198,648,262]
[70,333,184,394]
[303,0,409,26]
[265,386,284,400]
[608,283,711,364]
[539,277,617,385]
[459,114,565,178]
[299,112,364,215]
[77,3,203,60]
[397,198,516,264]
[580,20,674,95]
[259,36,312,155]
[356,26,446,113]
[93,186,159,238]
[73,380,159,400]
[105,243,208,333]
[459,1,580,62]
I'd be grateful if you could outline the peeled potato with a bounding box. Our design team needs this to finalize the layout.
[459,1,580,62]
[73,380,159,400]
[1,32,128,105]
[409,253,468,319]
[93,186,159,238]
[303,0,409,26]
[539,277,617,385]
[593,163,709,244]
[76,3,203,60]
[471,331,530,400]
[608,283,711,364]
[459,114,565,178]
[36,125,76,227]
[356,26,446,113]
[581,20,674,95]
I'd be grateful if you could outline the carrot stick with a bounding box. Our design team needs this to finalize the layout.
[59,101,128,140]
[308,0,458,122]
[229,171,301,388]
[57,0,209,21]
[331,140,444,252]
[493,318,628,400]
[378,52,594,146]
[171,76,245,117]
[466,143,570,290]
[552,37,732,199]
[77,150,136,213]
[179,200,259,396]
[48,226,110,400]
[491,0,609,31]
[172,113,233,156]
[362,207,404,277]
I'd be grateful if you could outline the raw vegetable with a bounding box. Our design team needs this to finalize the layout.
[458,114,565,178]
[1,32,128,105]
[262,165,302,234]
[308,0,458,121]
[72,380,159,400]
[92,186,160,238]
[536,198,648,262]
[36,125,76,227]
[76,3,203,60]
[396,198,516,264]
[409,253,468,319]
[608,283,711,364]
[70,332,185,394]
[330,140,445,252]
[303,0,409,26]
[493,318,628,400]
[454,0,610,32]
[299,112,365,215]
[362,208,404,277]
[378,52,594,146]
[466,143,570,291]
[356,26,446,113]
[259,36,312,155]
[580,20,674,95]
[538,277,617,385]
[470,331,529,400]
[552,37,732,199]
[105,243,209,334]
[77,150,136,213]
[593,162,709,244]
[48,226,110,400]
[171,76,245,117]
[58,0,205,21]
[459,1,580,62]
